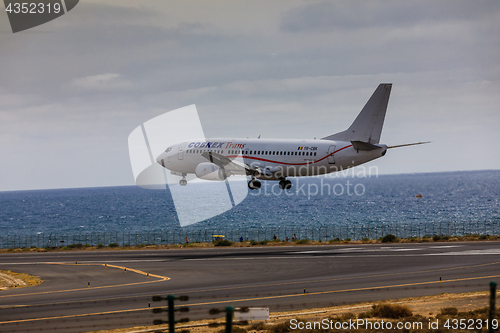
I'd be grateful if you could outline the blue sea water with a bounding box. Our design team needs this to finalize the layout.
[0,170,499,236]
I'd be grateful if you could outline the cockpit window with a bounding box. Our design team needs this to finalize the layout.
[165,147,172,153]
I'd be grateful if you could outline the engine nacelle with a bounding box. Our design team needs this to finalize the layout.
[195,163,227,181]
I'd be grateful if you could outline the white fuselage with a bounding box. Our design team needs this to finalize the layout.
[158,138,387,180]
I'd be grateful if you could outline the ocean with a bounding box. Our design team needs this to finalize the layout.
[1,170,499,239]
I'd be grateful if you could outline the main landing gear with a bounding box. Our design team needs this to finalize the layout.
[279,179,292,190]
[248,178,262,190]
[247,178,293,190]
[248,178,261,190]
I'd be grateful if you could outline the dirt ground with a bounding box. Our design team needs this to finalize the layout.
[0,270,42,290]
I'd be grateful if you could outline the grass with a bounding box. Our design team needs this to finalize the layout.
[214,240,233,246]
[382,234,398,243]
[370,303,413,319]
[0,270,42,288]
[440,306,458,315]
[1,234,499,253]
[87,290,500,333]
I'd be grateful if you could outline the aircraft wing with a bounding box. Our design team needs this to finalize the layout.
[201,151,285,178]
[201,151,253,175]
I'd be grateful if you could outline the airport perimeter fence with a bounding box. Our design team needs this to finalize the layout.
[1,220,498,249]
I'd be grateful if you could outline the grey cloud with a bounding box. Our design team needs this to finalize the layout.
[69,73,133,91]
[1,1,499,190]
[280,0,495,32]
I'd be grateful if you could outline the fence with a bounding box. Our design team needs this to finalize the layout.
[1,220,497,249]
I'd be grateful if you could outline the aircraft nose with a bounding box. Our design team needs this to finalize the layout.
[156,152,167,166]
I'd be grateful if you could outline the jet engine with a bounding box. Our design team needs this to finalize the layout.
[195,163,228,181]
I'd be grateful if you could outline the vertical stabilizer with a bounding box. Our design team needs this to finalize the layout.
[322,83,392,144]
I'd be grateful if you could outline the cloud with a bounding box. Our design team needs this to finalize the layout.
[0,0,499,190]
[280,0,494,33]
[69,73,132,91]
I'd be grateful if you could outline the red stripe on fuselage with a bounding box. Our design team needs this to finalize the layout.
[225,145,352,166]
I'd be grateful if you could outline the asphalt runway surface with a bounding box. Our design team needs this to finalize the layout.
[1,242,500,332]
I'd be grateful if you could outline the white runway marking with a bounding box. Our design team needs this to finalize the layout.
[0,259,166,265]
[293,251,321,254]
[427,250,500,256]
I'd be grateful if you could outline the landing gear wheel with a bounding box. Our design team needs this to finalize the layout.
[279,180,292,190]
[179,179,187,186]
[248,179,261,190]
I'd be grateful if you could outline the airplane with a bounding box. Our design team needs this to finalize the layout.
[155,83,429,190]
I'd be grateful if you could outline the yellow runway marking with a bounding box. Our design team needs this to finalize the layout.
[183,273,500,308]
[0,307,149,324]
[0,263,169,299]
[169,260,500,295]
[1,273,500,325]
[1,260,498,306]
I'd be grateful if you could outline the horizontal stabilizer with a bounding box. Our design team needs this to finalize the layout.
[351,140,382,151]
[387,141,431,149]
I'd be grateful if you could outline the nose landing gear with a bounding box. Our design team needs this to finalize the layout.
[179,175,187,186]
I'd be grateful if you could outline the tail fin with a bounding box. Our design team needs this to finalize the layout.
[322,83,392,144]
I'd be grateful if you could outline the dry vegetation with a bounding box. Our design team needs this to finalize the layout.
[0,270,42,289]
[0,234,498,253]
[89,291,500,333]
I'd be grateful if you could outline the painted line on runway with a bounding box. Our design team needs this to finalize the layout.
[185,273,500,309]
[0,263,169,299]
[0,306,149,324]
[2,273,500,325]
[0,259,166,265]
[175,260,500,295]
[184,252,500,260]
[3,259,499,312]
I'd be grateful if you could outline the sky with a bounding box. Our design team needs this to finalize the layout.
[0,0,499,191]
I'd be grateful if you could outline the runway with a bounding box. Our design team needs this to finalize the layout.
[1,242,500,332]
